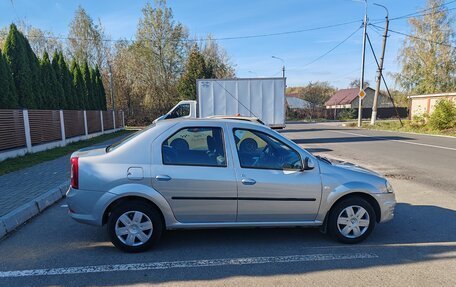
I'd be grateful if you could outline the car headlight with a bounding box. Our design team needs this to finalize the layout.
[385,181,394,193]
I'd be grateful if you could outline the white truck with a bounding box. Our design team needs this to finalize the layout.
[156,78,286,128]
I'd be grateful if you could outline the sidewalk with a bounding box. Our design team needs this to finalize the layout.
[0,133,130,237]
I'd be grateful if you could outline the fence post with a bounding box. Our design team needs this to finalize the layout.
[122,111,125,128]
[100,111,104,134]
[112,110,116,130]
[59,110,66,146]
[22,109,32,152]
[83,110,88,138]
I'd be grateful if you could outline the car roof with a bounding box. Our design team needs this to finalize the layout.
[208,115,259,121]
[155,117,264,128]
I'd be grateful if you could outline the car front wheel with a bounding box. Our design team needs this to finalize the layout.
[107,200,163,252]
[328,197,376,244]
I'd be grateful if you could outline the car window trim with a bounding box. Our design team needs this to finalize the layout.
[161,126,228,168]
[232,128,303,171]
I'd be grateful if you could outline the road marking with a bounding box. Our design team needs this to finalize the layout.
[0,253,378,278]
[331,130,456,151]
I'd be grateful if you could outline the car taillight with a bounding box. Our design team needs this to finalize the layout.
[70,157,79,189]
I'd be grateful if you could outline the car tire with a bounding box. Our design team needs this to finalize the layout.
[328,197,376,244]
[107,200,163,253]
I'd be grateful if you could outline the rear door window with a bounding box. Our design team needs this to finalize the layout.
[162,127,226,167]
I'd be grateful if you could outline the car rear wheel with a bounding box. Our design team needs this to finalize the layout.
[107,200,163,252]
[328,197,376,244]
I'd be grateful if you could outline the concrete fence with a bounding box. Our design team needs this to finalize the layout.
[0,109,125,162]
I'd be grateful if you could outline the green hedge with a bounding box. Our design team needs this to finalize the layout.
[0,23,107,110]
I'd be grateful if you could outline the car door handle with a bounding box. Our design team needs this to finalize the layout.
[241,178,256,185]
[155,175,171,181]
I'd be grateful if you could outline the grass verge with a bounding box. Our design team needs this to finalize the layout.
[345,120,456,137]
[0,129,134,176]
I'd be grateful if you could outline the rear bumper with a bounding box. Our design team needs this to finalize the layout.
[66,187,116,226]
[373,193,396,223]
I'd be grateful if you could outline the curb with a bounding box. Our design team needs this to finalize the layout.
[0,180,69,239]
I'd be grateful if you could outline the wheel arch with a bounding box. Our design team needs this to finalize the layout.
[101,183,177,227]
[102,195,165,226]
[321,192,381,233]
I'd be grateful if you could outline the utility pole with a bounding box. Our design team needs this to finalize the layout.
[370,3,389,125]
[357,0,368,128]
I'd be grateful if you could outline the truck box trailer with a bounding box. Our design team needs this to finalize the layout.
[156,77,286,128]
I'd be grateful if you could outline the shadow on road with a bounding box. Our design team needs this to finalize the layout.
[280,128,356,133]
[1,201,455,286]
[292,135,412,144]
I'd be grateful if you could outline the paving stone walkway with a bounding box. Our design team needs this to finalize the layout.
[0,134,129,217]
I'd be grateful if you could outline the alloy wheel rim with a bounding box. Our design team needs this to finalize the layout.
[337,205,370,239]
[115,211,153,246]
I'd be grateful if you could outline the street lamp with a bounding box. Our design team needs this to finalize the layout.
[271,56,285,78]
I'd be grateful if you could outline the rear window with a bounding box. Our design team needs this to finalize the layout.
[162,127,226,167]
[106,124,155,152]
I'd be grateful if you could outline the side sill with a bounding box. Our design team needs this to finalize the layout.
[166,220,323,230]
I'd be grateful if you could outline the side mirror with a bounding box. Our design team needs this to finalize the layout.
[303,157,315,171]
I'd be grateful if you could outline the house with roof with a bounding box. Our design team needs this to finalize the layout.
[286,93,312,110]
[325,87,392,110]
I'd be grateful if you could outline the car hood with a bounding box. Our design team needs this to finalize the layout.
[71,145,107,158]
[320,157,381,177]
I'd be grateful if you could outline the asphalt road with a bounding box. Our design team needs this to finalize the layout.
[0,122,455,286]
[282,122,456,194]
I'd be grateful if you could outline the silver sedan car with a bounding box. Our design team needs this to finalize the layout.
[67,119,396,252]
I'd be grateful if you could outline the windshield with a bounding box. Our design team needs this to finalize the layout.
[106,124,155,152]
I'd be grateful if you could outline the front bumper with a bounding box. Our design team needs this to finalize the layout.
[66,187,116,226]
[373,192,396,223]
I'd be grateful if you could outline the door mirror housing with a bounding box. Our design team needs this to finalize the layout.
[303,157,315,171]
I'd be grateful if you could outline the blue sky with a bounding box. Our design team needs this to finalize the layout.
[0,0,437,88]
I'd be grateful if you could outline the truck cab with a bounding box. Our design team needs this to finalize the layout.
[154,100,197,123]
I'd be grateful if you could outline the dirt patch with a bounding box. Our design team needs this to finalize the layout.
[384,173,416,180]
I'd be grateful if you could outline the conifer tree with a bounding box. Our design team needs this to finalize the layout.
[40,52,55,109]
[58,52,74,109]
[51,50,65,109]
[3,23,36,108]
[95,66,107,110]
[81,60,91,109]
[70,60,85,109]
[0,49,18,108]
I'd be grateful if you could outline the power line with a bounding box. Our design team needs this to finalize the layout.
[370,1,456,24]
[0,19,362,44]
[370,23,456,49]
[389,0,456,21]
[300,26,362,69]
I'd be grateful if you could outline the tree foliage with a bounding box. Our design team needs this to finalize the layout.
[349,79,370,89]
[0,0,235,121]
[40,51,58,109]
[429,99,456,130]
[3,24,37,108]
[201,35,235,78]
[296,81,337,107]
[395,0,456,94]
[67,6,110,69]
[178,45,212,101]
[0,48,18,108]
